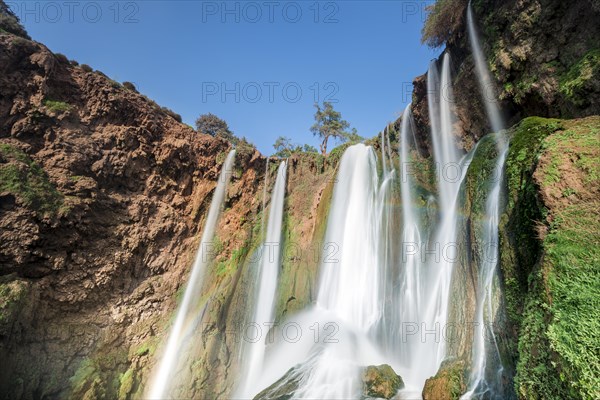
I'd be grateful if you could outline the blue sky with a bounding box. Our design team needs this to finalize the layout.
[11,1,440,155]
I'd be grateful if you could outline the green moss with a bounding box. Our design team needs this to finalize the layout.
[117,368,135,400]
[422,358,467,400]
[544,206,600,399]
[0,277,28,326]
[0,144,64,217]
[42,99,72,113]
[559,49,600,106]
[507,117,600,399]
[328,141,355,167]
[466,132,502,215]
[215,246,248,277]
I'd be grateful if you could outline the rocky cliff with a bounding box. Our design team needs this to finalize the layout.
[0,10,340,397]
[408,1,600,399]
[0,15,270,397]
[407,0,600,156]
[1,1,599,399]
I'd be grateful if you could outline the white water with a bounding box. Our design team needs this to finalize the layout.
[462,4,508,398]
[461,139,508,399]
[420,53,465,376]
[381,130,388,176]
[261,157,270,236]
[467,2,504,134]
[148,150,236,399]
[237,161,287,398]
[236,9,513,396]
[251,144,388,399]
[395,105,426,386]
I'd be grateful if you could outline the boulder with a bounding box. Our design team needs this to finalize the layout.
[362,364,404,399]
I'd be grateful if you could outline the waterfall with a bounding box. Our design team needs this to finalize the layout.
[148,150,236,399]
[316,144,381,330]
[247,14,514,396]
[463,3,508,398]
[381,130,388,176]
[467,2,504,134]
[251,144,388,399]
[261,157,270,236]
[237,161,287,398]
[461,138,508,400]
[419,53,469,383]
[395,105,426,385]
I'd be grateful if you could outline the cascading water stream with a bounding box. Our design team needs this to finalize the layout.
[249,18,513,396]
[463,3,509,397]
[237,161,288,398]
[381,130,388,176]
[405,53,465,387]
[251,144,388,399]
[467,2,504,135]
[148,150,236,399]
[295,144,384,399]
[261,157,270,236]
[395,105,425,385]
[461,138,508,399]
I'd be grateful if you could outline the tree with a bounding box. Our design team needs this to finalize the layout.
[273,136,294,158]
[310,102,355,156]
[273,137,319,158]
[195,113,236,142]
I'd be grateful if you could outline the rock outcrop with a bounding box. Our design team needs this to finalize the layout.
[0,12,339,397]
[362,364,404,399]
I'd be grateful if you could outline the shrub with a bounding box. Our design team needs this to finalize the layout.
[69,59,79,67]
[54,53,69,64]
[122,81,138,93]
[80,64,93,73]
[161,107,182,123]
[421,0,468,48]
[43,99,72,113]
[0,144,64,216]
[0,3,30,39]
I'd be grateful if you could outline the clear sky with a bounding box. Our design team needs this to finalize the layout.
[11,0,440,155]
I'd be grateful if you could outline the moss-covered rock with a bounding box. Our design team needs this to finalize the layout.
[0,144,64,217]
[499,116,600,399]
[362,364,404,399]
[422,358,467,400]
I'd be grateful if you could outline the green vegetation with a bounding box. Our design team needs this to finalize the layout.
[559,49,600,107]
[117,368,135,399]
[422,358,467,400]
[310,101,360,156]
[43,99,72,113]
[421,0,468,48]
[54,53,69,64]
[272,136,318,158]
[499,118,561,331]
[0,144,64,217]
[122,81,138,93]
[0,276,28,326]
[161,107,182,123]
[501,117,600,399]
[195,113,235,141]
[0,1,30,39]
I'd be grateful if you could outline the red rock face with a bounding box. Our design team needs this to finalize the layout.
[0,31,330,399]
[0,32,251,397]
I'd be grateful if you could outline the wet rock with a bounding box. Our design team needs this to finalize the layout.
[253,367,303,400]
[362,364,404,399]
[422,358,466,400]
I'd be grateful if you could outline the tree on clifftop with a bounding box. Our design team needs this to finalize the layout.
[195,113,236,143]
[310,102,355,156]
